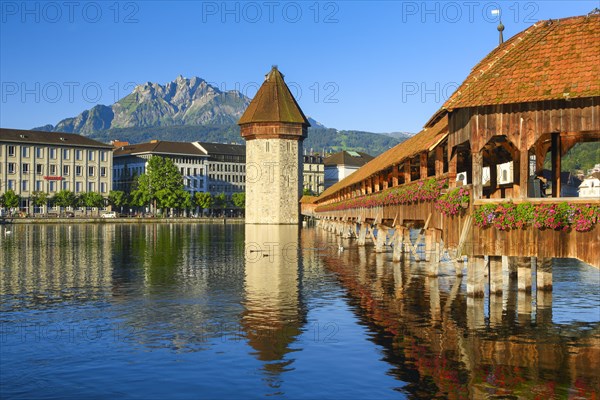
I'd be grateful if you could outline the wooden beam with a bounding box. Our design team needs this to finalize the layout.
[519,147,529,198]
[404,162,411,183]
[472,152,483,200]
[435,146,444,177]
[420,152,428,179]
[551,132,561,197]
[448,147,458,187]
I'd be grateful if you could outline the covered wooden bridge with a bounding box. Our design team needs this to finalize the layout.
[304,13,600,299]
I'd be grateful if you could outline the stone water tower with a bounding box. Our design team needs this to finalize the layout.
[238,66,310,224]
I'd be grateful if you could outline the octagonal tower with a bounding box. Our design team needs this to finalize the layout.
[238,66,310,224]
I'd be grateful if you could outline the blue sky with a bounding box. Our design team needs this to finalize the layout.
[1,1,596,134]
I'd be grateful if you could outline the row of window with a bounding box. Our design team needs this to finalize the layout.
[2,179,107,193]
[179,167,204,176]
[208,184,245,193]
[2,145,108,162]
[209,174,246,183]
[209,163,245,173]
[3,163,107,177]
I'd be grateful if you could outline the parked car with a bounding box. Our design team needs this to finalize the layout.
[101,212,117,219]
[65,211,75,218]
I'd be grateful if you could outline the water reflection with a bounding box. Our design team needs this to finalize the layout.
[315,227,600,398]
[242,225,305,391]
[0,224,598,399]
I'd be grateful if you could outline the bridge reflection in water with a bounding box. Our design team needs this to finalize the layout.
[307,226,599,399]
[0,224,598,398]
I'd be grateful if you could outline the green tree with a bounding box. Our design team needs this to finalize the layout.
[194,192,214,215]
[303,188,314,196]
[78,192,105,215]
[131,156,183,214]
[214,193,227,210]
[52,190,78,211]
[1,189,20,210]
[231,192,245,208]
[108,190,128,211]
[30,191,50,214]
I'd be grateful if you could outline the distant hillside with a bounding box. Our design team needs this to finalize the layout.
[87,124,403,156]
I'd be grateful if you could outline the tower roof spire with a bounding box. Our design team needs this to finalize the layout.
[238,67,310,126]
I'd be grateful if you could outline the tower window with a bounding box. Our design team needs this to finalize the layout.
[266,142,270,152]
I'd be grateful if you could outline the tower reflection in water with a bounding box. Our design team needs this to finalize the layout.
[242,224,305,390]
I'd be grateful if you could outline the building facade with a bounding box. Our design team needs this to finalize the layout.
[303,154,324,195]
[113,140,246,197]
[323,150,373,189]
[0,128,113,210]
[238,66,310,224]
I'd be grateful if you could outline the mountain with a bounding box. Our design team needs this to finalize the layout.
[36,76,251,135]
[382,131,415,140]
[34,75,405,156]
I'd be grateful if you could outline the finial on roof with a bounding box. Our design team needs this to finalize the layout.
[497,20,505,45]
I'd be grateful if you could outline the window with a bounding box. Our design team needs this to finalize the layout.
[75,182,82,193]
[8,146,15,157]
[266,142,270,152]
[8,180,15,190]
[88,166,95,177]
[100,182,107,193]
[22,163,29,174]
[76,150,82,160]
[21,180,28,191]
[49,164,57,175]
[101,151,107,162]
[100,167,107,177]
[8,163,16,174]
[49,181,56,192]
[63,149,70,160]
[88,151,95,161]
[63,181,69,191]
[36,181,42,191]
[88,182,95,192]
[63,165,70,176]
[22,147,29,157]
[36,147,43,158]
[76,166,82,176]
[50,148,57,159]
[36,164,43,175]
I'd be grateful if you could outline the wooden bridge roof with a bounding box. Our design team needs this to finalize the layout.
[316,115,448,202]
[443,13,600,110]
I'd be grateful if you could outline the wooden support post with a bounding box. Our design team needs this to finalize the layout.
[467,256,486,297]
[428,277,441,324]
[519,147,529,198]
[472,151,483,200]
[424,229,433,262]
[454,260,464,277]
[536,257,553,291]
[448,147,457,187]
[537,287,553,325]
[489,256,503,295]
[402,228,411,254]
[374,225,388,253]
[392,227,404,262]
[516,256,532,292]
[435,146,444,177]
[420,152,428,179]
[392,166,399,187]
[489,163,497,196]
[404,162,411,183]
[551,132,561,197]
[357,223,368,246]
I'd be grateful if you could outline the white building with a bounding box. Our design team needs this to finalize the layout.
[578,175,600,198]
[0,128,113,210]
[324,151,374,189]
[113,140,246,197]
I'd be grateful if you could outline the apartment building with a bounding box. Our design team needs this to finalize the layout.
[0,128,113,209]
[113,140,246,197]
[303,154,324,195]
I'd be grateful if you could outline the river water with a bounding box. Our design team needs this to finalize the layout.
[0,223,598,399]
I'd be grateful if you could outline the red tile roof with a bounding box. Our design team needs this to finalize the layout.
[238,66,310,126]
[316,116,448,202]
[444,13,600,110]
